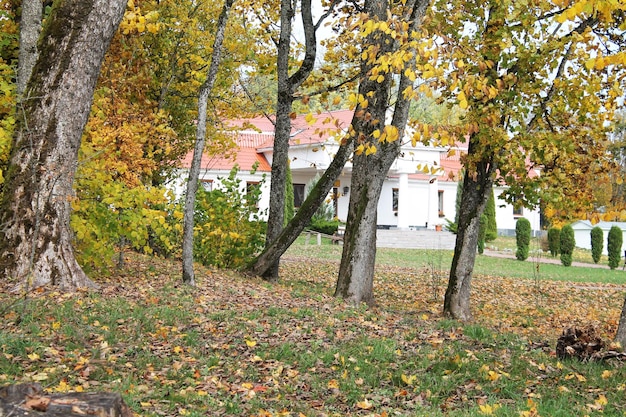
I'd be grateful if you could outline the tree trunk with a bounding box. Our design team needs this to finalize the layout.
[16,0,42,97]
[443,141,494,320]
[616,295,626,349]
[333,0,427,305]
[0,0,127,291]
[181,0,234,286]
[263,0,317,280]
[248,122,355,277]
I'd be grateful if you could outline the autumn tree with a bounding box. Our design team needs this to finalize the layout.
[182,0,235,286]
[334,0,429,305]
[0,0,128,290]
[422,0,625,320]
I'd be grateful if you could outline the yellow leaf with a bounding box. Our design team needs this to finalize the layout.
[173,346,183,354]
[479,403,500,415]
[401,374,417,385]
[601,370,612,379]
[356,398,373,410]
[305,113,317,125]
[52,321,61,330]
[458,91,469,109]
[558,386,570,393]
[28,353,40,361]
[332,96,342,106]
[327,379,339,389]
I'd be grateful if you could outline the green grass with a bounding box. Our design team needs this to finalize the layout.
[0,246,625,416]
[287,236,626,285]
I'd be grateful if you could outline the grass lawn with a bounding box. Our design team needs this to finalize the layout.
[1,239,625,416]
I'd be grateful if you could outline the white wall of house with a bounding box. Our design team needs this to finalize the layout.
[493,188,542,236]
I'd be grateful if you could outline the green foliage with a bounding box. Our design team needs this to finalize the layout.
[484,191,497,242]
[515,218,531,261]
[590,226,603,264]
[547,227,560,257]
[306,174,335,222]
[477,214,486,254]
[284,161,294,226]
[71,181,178,272]
[560,225,575,267]
[607,225,623,270]
[444,218,457,233]
[0,6,18,185]
[309,219,340,236]
[193,165,266,269]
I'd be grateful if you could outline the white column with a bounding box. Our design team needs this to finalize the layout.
[397,172,410,229]
[428,177,439,230]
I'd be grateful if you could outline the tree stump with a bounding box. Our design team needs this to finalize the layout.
[0,383,133,416]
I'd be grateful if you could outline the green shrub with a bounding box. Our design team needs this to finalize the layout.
[547,227,560,257]
[590,226,603,264]
[477,214,486,254]
[193,166,267,269]
[560,225,575,267]
[607,226,623,270]
[484,191,497,242]
[309,219,340,235]
[515,217,531,261]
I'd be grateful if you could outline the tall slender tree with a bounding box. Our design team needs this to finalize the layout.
[182,0,235,286]
[0,0,128,291]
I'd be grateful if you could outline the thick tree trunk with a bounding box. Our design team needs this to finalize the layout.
[333,0,426,305]
[443,143,494,320]
[263,0,317,280]
[0,0,127,291]
[181,0,234,286]
[616,296,626,349]
[16,0,42,97]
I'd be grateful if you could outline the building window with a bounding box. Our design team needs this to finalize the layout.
[513,205,523,217]
[293,183,305,208]
[438,190,444,217]
[246,181,260,207]
[200,179,213,191]
[392,188,399,212]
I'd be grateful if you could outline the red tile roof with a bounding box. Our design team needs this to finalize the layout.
[180,110,356,172]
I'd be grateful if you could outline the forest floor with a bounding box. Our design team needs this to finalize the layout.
[0,250,625,416]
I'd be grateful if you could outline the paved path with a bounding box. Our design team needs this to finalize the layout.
[376,229,457,250]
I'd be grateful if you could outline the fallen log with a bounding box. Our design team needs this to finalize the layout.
[0,383,133,416]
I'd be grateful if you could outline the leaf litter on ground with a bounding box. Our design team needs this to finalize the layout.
[0,250,625,416]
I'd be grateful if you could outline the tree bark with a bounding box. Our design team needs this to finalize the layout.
[334,0,428,305]
[16,0,42,97]
[0,0,127,291]
[182,0,234,286]
[443,140,494,320]
[248,127,354,277]
[262,0,318,280]
[617,295,626,349]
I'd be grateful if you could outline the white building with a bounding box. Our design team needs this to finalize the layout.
[175,109,540,234]
[571,220,626,255]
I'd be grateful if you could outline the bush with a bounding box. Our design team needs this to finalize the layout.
[477,214,486,254]
[193,166,267,269]
[547,227,560,257]
[590,226,603,264]
[309,219,340,235]
[560,225,575,267]
[484,191,497,241]
[607,226,623,270]
[515,217,531,261]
